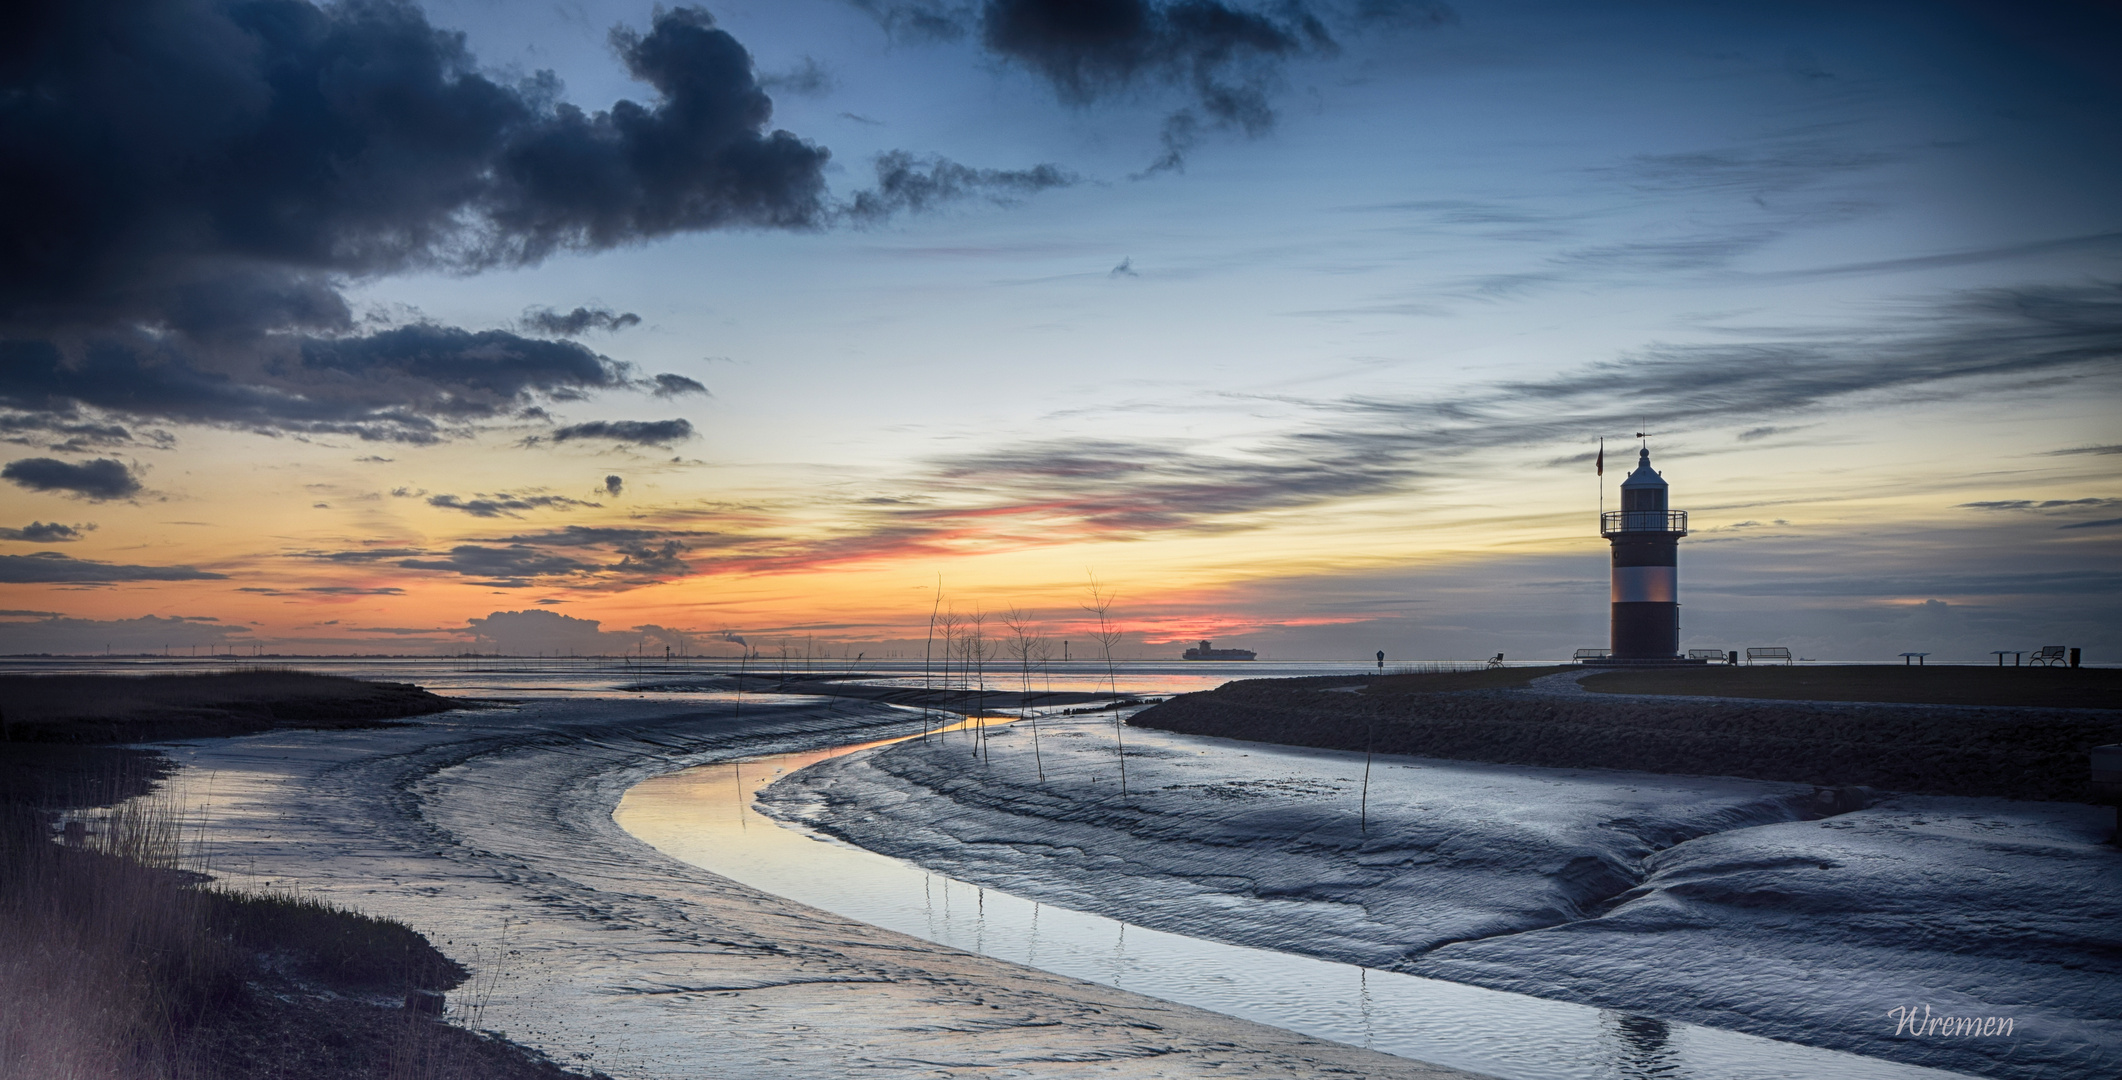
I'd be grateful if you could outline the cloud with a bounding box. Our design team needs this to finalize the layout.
[0,521,88,542]
[605,475,625,496]
[0,319,634,446]
[759,56,835,97]
[979,0,1324,170]
[465,608,622,653]
[705,279,2122,562]
[428,492,601,518]
[1111,256,1139,277]
[1959,498,2117,512]
[651,374,710,397]
[845,152,1076,222]
[395,545,599,587]
[2048,444,2122,456]
[1737,425,1803,441]
[547,419,696,445]
[2060,517,2122,530]
[0,3,829,444]
[854,1,1444,171]
[521,306,643,336]
[2,457,141,500]
[0,613,249,654]
[0,552,225,583]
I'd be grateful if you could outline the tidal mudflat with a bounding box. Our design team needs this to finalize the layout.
[136,690,1476,1079]
[761,709,2120,1080]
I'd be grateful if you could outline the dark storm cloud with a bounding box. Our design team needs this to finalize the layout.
[0,328,639,444]
[0,3,836,444]
[0,522,88,542]
[650,374,710,397]
[603,475,625,496]
[983,0,1321,172]
[854,1,1444,170]
[521,306,643,336]
[6,3,829,317]
[0,552,225,583]
[2,457,142,500]
[427,493,601,518]
[547,419,696,445]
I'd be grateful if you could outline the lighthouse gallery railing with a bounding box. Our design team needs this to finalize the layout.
[1600,510,1688,537]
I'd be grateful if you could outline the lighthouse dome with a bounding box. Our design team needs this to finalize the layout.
[1618,447,1668,512]
[1620,447,1665,489]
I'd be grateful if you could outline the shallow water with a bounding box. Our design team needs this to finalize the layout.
[0,654,1411,698]
[618,727,1973,1080]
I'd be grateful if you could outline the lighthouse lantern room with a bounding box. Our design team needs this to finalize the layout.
[1599,448,1688,660]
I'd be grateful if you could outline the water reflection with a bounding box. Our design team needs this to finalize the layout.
[617,737,1964,1080]
[1606,1013,1679,1078]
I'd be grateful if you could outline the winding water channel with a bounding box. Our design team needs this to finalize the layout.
[615,723,1972,1080]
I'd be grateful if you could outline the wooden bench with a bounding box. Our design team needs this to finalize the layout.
[1686,649,1726,661]
[1573,648,1610,661]
[1746,647,1792,665]
[2031,645,2068,667]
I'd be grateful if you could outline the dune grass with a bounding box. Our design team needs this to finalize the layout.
[0,766,591,1079]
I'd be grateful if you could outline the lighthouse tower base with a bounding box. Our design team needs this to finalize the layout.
[1576,656,1713,668]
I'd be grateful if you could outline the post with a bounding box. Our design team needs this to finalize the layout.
[1360,722,1373,837]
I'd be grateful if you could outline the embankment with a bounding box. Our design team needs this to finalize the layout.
[1129,674,2121,801]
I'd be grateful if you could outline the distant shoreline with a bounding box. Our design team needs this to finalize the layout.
[0,670,461,744]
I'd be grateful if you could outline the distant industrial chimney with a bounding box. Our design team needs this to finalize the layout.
[1599,448,1687,659]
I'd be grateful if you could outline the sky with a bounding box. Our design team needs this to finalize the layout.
[2,0,2118,661]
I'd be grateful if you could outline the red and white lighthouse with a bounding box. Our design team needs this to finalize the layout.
[1600,448,1687,660]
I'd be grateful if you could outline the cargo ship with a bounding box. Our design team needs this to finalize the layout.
[1182,640,1256,661]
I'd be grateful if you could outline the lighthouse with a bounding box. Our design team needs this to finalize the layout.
[1600,447,1687,660]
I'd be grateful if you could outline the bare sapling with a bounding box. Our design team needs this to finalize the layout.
[1002,608,1049,783]
[1083,574,1128,802]
[921,580,942,742]
[958,610,996,761]
[936,608,963,744]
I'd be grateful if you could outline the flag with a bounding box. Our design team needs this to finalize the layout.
[1595,439,1604,476]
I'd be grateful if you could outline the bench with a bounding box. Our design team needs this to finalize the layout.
[1686,649,1726,661]
[2031,645,2068,667]
[1746,647,1792,665]
[1573,648,1610,661]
